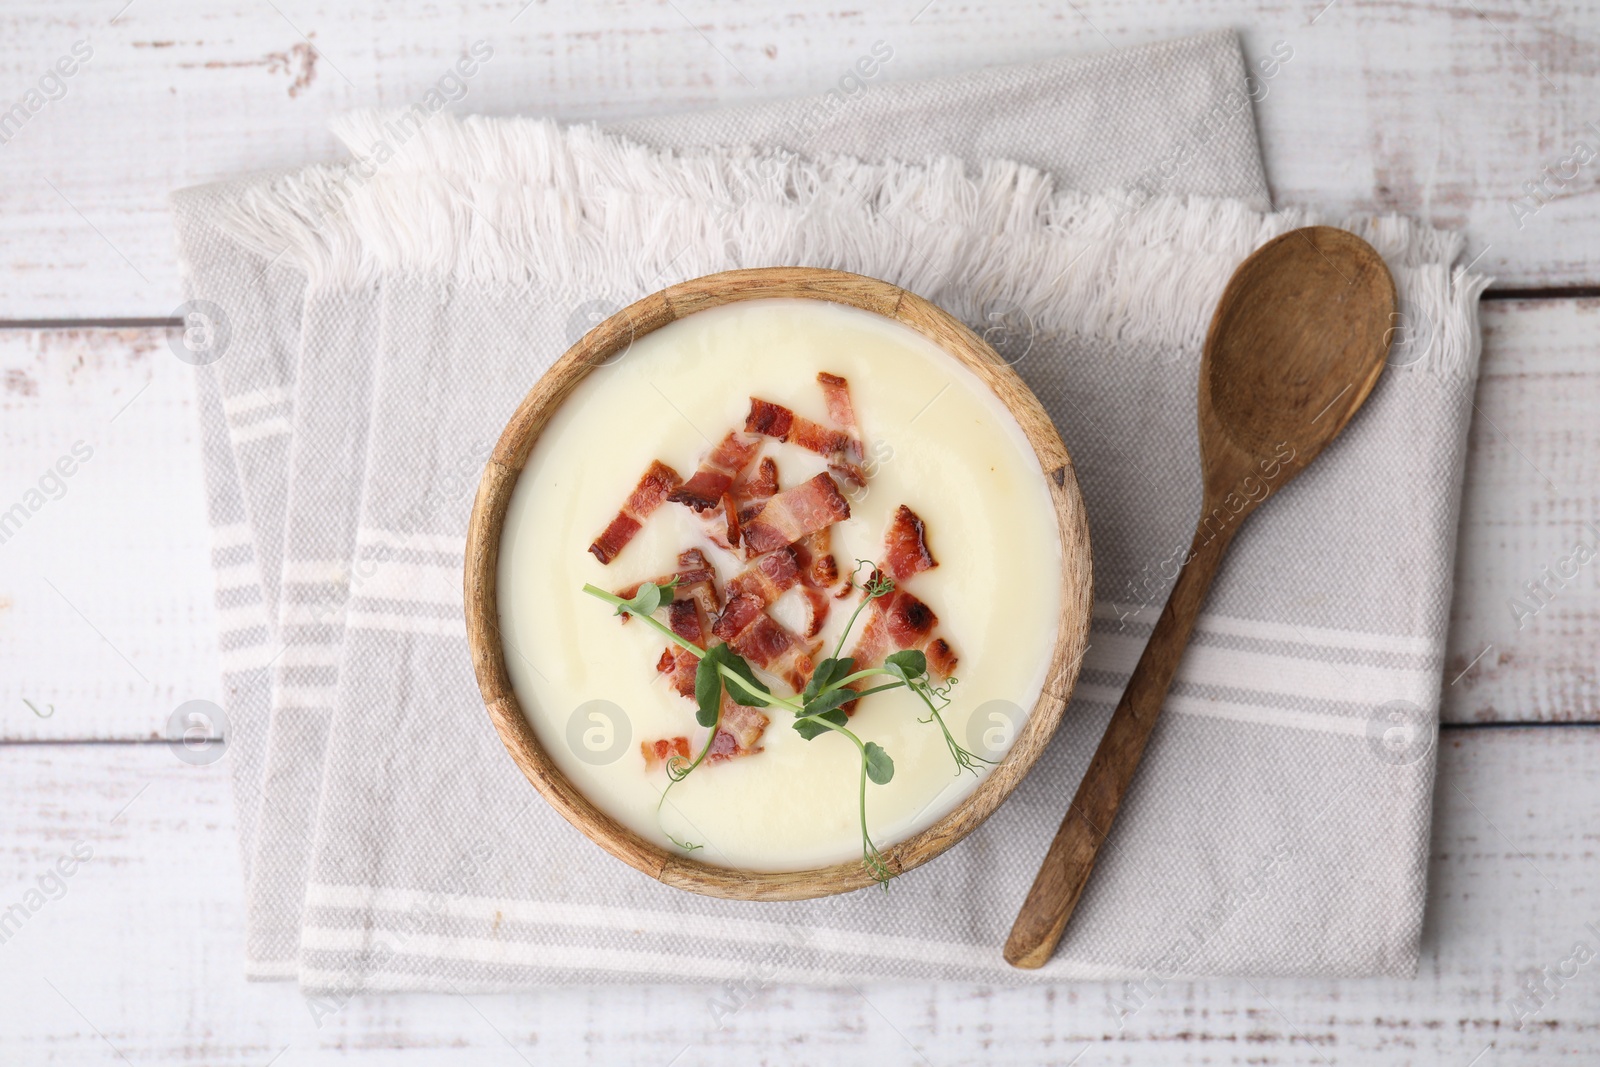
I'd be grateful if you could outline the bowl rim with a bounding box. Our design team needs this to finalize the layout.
[463,266,1093,901]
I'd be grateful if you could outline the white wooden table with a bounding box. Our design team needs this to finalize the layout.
[3,2,1598,1063]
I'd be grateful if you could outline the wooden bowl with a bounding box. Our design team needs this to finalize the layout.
[464,267,1093,900]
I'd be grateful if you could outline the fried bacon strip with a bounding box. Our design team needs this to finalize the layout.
[731,465,841,637]
[701,455,781,552]
[882,504,938,582]
[831,504,939,654]
[666,596,707,643]
[672,547,721,619]
[848,587,959,681]
[838,557,959,714]
[732,456,779,527]
[657,644,698,700]
[616,548,721,624]
[651,666,771,761]
[619,549,718,697]
[817,372,866,486]
[744,398,849,454]
[745,397,865,486]
[725,546,802,607]
[789,527,841,636]
[795,585,829,639]
[588,460,681,564]
[660,599,710,697]
[652,633,772,762]
[641,736,691,772]
[817,372,860,439]
[834,588,957,716]
[740,472,851,556]
[668,431,761,512]
[712,593,817,691]
[647,591,717,699]
[697,495,740,552]
[793,527,840,589]
[708,695,769,762]
[641,562,773,764]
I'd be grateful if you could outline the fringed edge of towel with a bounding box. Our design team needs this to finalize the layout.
[210,110,1491,379]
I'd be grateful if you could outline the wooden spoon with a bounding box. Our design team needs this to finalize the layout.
[1003,225,1397,969]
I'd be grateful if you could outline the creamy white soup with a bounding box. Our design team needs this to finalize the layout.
[499,298,1062,872]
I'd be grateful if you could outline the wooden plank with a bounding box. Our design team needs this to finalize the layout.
[1,0,1598,318]
[1445,297,1600,723]
[0,327,221,742]
[0,728,1595,1064]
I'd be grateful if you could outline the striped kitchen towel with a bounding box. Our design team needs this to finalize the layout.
[170,28,1487,990]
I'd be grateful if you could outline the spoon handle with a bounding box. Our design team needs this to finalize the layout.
[1004,523,1233,969]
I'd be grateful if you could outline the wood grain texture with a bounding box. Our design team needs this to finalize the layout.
[463,268,1094,899]
[1,0,1598,317]
[2,1,1597,1057]
[1006,228,1398,967]
[1446,296,1600,722]
[0,327,222,743]
[1,730,1596,1065]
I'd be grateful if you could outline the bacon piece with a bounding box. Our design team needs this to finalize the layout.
[741,473,850,556]
[652,667,768,764]
[848,599,892,673]
[793,527,840,588]
[839,584,959,714]
[589,460,681,564]
[922,636,959,680]
[718,496,741,550]
[657,582,719,699]
[817,372,860,438]
[658,645,698,699]
[882,589,938,648]
[745,398,865,486]
[641,736,691,772]
[697,494,740,551]
[744,399,791,438]
[817,372,866,484]
[790,527,840,636]
[672,548,721,620]
[848,588,958,681]
[664,598,703,644]
[797,586,831,639]
[732,456,779,526]
[836,507,940,685]
[616,548,721,624]
[882,504,938,582]
[830,461,866,490]
[669,431,761,512]
[620,549,719,696]
[725,546,801,607]
[745,398,855,460]
[700,456,779,552]
[707,694,769,762]
[729,467,836,637]
[651,613,709,699]
[739,456,780,500]
[712,593,817,690]
[643,697,767,769]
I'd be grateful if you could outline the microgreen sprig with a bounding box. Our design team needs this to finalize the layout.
[582,557,991,887]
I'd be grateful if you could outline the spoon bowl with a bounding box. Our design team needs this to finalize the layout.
[1203,226,1397,487]
[1004,225,1396,969]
